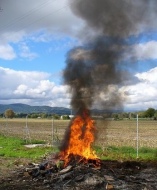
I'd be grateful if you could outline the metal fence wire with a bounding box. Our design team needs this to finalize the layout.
[0,117,157,149]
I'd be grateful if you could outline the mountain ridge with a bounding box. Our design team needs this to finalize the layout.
[0,103,71,115]
[0,103,134,115]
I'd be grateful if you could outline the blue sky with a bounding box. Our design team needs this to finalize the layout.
[1,33,77,74]
[0,0,157,111]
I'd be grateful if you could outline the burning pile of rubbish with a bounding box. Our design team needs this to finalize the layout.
[59,110,100,167]
[9,158,156,190]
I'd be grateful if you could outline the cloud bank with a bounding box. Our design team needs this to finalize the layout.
[0,66,157,111]
[0,67,70,107]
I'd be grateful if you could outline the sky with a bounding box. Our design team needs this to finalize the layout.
[0,0,157,112]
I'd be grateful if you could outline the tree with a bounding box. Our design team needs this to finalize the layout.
[41,113,48,118]
[144,108,156,118]
[154,111,157,120]
[138,111,145,118]
[52,114,60,120]
[111,113,119,120]
[61,115,70,120]
[4,109,15,119]
[30,113,39,118]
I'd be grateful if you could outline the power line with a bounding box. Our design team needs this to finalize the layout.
[23,3,71,29]
[0,0,72,33]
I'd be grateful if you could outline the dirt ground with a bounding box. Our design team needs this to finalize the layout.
[0,158,157,190]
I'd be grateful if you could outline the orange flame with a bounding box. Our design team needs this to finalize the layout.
[60,110,99,166]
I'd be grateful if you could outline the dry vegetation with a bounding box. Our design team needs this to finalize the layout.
[0,118,157,148]
[96,119,157,148]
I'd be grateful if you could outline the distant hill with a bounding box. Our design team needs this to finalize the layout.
[0,103,71,115]
[0,103,125,115]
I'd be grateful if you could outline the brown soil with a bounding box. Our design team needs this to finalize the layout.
[0,157,157,190]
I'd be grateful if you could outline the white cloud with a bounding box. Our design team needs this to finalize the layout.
[121,67,157,110]
[14,84,28,95]
[0,31,26,44]
[19,42,38,60]
[136,67,157,83]
[117,40,157,62]
[0,65,157,111]
[133,41,157,60]
[30,30,52,43]
[0,31,26,60]
[0,44,16,60]
[0,67,70,107]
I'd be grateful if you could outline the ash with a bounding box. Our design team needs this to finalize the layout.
[1,157,157,190]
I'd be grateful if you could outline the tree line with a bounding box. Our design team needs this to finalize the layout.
[0,107,157,120]
[111,108,157,120]
[0,109,70,120]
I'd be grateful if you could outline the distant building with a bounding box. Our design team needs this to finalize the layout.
[69,115,74,119]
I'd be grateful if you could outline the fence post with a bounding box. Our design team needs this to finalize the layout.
[52,117,54,146]
[136,114,139,158]
[24,115,31,144]
[5,117,8,135]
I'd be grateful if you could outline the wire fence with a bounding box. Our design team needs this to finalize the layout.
[0,117,157,150]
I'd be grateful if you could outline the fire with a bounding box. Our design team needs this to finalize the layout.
[59,110,99,166]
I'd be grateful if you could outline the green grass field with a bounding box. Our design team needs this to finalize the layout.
[0,135,55,158]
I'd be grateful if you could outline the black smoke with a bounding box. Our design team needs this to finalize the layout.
[70,0,157,38]
[63,38,126,114]
[60,0,157,153]
[63,0,157,113]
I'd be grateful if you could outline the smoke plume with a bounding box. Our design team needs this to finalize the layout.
[59,0,157,152]
[70,0,157,37]
[63,0,157,114]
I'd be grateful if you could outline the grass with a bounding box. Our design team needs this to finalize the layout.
[95,145,157,161]
[0,134,58,159]
[1,134,157,162]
